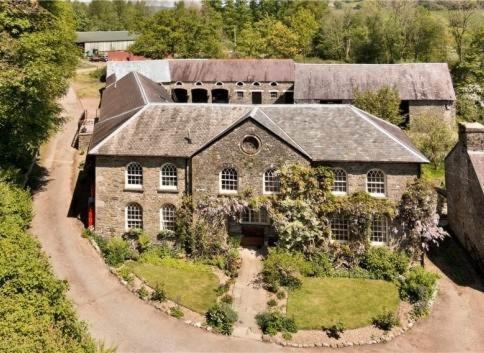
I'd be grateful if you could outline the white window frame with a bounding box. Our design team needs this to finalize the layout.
[263,168,280,194]
[331,168,348,195]
[125,203,143,231]
[366,169,386,197]
[160,204,176,231]
[125,162,143,190]
[370,217,388,245]
[219,167,238,194]
[159,163,178,191]
[241,207,270,225]
[330,216,350,242]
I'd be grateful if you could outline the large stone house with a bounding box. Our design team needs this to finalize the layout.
[445,122,484,273]
[87,81,428,246]
[105,60,455,123]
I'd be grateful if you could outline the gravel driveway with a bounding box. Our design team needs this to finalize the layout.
[31,86,484,353]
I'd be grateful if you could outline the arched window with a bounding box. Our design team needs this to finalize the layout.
[160,163,177,190]
[220,167,238,193]
[126,203,143,230]
[252,81,261,86]
[332,168,347,194]
[175,81,183,86]
[263,168,280,194]
[330,216,349,241]
[370,216,388,244]
[215,81,224,86]
[270,81,278,87]
[195,81,203,86]
[366,169,385,196]
[236,81,244,87]
[126,162,142,188]
[160,204,176,231]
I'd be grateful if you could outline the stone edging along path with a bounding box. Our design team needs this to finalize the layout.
[87,237,437,348]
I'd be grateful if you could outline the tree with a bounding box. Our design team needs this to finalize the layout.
[395,179,447,260]
[286,7,319,59]
[408,113,457,169]
[449,1,477,63]
[353,87,404,125]
[0,1,78,180]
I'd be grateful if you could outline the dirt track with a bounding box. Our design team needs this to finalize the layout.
[31,86,484,353]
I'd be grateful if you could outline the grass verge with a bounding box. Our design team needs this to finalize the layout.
[126,258,220,313]
[287,277,400,329]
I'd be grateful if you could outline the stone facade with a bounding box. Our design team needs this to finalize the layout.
[408,100,455,125]
[320,162,420,202]
[164,81,294,104]
[191,120,309,201]
[445,123,484,273]
[93,122,421,240]
[95,155,187,237]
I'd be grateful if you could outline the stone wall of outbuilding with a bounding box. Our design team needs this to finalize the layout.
[445,123,484,273]
[408,100,455,125]
[164,81,294,104]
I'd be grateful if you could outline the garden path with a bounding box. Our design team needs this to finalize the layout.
[232,247,268,339]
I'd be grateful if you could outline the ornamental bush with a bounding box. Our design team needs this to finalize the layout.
[255,310,297,336]
[324,322,345,339]
[372,311,400,331]
[205,303,238,335]
[399,266,439,303]
[104,236,138,266]
[360,247,409,281]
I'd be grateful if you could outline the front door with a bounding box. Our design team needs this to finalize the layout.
[251,91,262,104]
[241,225,265,247]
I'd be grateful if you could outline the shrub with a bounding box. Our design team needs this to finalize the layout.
[309,251,333,277]
[137,232,152,253]
[117,266,134,285]
[262,248,312,291]
[224,248,241,278]
[324,322,345,339]
[215,281,231,296]
[220,294,233,304]
[104,236,137,266]
[139,244,175,263]
[282,332,293,341]
[255,311,297,336]
[170,306,184,318]
[267,299,278,307]
[372,311,400,331]
[205,303,238,335]
[276,290,286,300]
[137,287,149,300]
[399,267,439,303]
[360,247,409,281]
[151,285,167,302]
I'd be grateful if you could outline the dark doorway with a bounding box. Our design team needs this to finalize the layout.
[399,100,410,126]
[192,88,209,103]
[251,91,262,104]
[241,225,265,247]
[284,91,294,104]
[319,100,342,104]
[172,88,188,103]
[212,88,229,103]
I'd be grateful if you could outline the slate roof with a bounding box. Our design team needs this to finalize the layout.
[294,63,456,101]
[168,59,295,82]
[89,103,428,164]
[75,31,137,43]
[107,60,171,83]
[91,72,171,148]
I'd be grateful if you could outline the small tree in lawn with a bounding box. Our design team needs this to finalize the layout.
[353,86,404,126]
[408,113,457,169]
[395,179,447,261]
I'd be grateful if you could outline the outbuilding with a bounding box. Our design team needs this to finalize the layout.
[75,31,138,56]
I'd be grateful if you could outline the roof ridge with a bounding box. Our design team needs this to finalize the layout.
[96,105,145,126]
[349,106,428,163]
[133,72,148,104]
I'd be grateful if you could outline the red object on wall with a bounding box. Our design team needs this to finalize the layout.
[88,206,95,228]
[87,182,95,227]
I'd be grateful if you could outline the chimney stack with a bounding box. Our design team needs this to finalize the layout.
[458,122,484,151]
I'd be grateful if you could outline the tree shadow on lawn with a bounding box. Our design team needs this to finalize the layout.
[428,235,484,292]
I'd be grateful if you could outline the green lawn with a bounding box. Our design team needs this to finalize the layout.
[421,164,445,186]
[287,277,400,329]
[126,258,220,313]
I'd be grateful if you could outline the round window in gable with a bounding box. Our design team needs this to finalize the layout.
[240,135,261,155]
